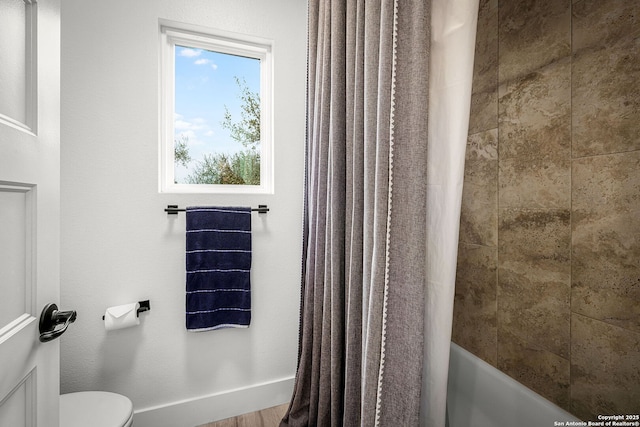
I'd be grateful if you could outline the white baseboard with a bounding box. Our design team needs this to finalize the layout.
[133,376,294,427]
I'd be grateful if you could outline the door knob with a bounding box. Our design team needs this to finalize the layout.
[39,303,77,342]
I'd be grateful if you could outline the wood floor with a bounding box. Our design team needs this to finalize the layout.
[198,403,289,427]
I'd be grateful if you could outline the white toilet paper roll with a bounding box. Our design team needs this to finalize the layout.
[104,302,140,331]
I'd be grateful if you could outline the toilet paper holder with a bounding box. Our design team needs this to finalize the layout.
[137,300,151,316]
[101,300,150,320]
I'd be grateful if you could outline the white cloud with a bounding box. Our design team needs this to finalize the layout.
[174,117,212,147]
[175,119,208,132]
[174,119,195,131]
[193,58,219,71]
[178,48,201,58]
[176,129,197,141]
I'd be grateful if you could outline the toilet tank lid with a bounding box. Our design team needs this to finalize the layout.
[60,391,133,427]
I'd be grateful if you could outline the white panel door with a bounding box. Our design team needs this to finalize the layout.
[0,0,62,426]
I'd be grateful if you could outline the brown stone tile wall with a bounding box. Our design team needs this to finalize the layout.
[453,0,640,421]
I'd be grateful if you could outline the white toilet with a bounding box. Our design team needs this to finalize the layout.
[60,391,133,427]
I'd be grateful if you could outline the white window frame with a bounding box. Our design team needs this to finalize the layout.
[159,21,274,194]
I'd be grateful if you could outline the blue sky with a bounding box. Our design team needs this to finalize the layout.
[174,45,260,182]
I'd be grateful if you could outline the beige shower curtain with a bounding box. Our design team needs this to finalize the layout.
[281,0,430,425]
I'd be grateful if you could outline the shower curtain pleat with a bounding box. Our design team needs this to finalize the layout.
[377,0,431,424]
[342,1,369,425]
[282,0,431,425]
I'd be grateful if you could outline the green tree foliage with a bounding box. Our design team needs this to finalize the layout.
[174,134,192,167]
[177,76,261,185]
[222,77,261,150]
[186,151,260,185]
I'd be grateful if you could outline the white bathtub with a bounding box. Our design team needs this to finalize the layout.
[446,342,581,427]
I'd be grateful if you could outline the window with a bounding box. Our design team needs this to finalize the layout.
[160,22,273,193]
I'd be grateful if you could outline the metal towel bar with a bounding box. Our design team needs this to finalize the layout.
[164,204,269,215]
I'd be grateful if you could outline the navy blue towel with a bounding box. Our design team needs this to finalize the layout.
[185,206,251,331]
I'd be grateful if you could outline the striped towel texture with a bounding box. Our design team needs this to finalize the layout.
[185,206,252,331]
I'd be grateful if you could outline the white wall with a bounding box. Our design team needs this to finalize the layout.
[60,1,306,425]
